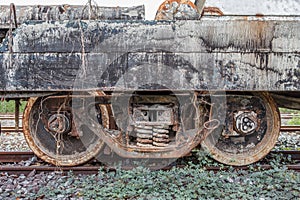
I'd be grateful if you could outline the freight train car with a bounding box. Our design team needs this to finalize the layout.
[0,0,299,166]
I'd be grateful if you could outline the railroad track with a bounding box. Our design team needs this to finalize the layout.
[0,113,299,174]
[0,125,299,133]
[280,125,300,132]
[0,115,23,120]
[1,114,300,133]
[1,113,299,120]
[2,127,300,134]
[0,151,299,174]
[281,114,300,119]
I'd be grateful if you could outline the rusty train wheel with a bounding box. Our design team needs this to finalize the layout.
[202,92,280,166]
[23,96,106,166]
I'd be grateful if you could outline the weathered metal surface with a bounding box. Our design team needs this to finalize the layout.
[127,96,178,148]
[1,164,300,175]
[271,93,300,110]
[0,18,299,92]
[280,125,300,132]
[155,0,200,20]
[203,7,223,16]
[41,92,214,162]
[4,18,300,53]
[0,166,106,175]
[0,5,145,28]
[205,0,300,16]
[14,99,19,131]
[0,152,33,163]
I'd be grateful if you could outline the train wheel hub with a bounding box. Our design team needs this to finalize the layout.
[234,111,258,136]
[47,113,71,134]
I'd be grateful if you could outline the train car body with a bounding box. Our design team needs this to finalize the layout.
[0,0,299,167]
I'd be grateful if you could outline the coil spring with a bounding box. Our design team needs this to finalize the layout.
[153,125,170,147]
[136,125,153,147]
[135,124,170,147]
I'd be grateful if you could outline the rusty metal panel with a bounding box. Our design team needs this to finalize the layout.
[0,18,299,92]
[206,0,300,16]
[2,18,299,54]
[0,52,298,91]
[0,5,145,28]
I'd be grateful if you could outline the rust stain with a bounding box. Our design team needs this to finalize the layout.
[255,13,264,18]
[203,7,224,16]
[248,19,271,50]
[155,0,198,20]
[157,0,197,12]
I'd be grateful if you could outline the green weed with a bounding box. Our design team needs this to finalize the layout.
[287,116,300,125]
[0,100,27,114]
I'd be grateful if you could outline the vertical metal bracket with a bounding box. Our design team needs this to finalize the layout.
[15,99,20,131]
[8,3,17,53]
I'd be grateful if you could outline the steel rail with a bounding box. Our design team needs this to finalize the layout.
[0,126,23,132]
[0,115,23,120]
[0,150,299,163]
[0,113,299,133]
[280,125,300,132]
[0,151,33,162]
[0,164,299,175]
[0,125,300,133]
[0,151,299,174]
[281,114,300,119]
[0,113,298,120]
[0,166,102,175]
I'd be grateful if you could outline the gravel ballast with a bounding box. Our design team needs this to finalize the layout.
[0,123,299,199]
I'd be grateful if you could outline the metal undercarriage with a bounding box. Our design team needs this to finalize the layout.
[19,90,280,166]
[0,0,299,167]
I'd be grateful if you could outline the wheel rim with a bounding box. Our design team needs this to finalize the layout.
[201,92,280,166]
[23,96,105,166]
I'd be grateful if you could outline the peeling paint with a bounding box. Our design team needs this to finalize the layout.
[0,5,145,28]
[0,15,299,93]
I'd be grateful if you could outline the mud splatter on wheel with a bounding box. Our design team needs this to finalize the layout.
[23,95,106,166]
[202,92,280,166]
